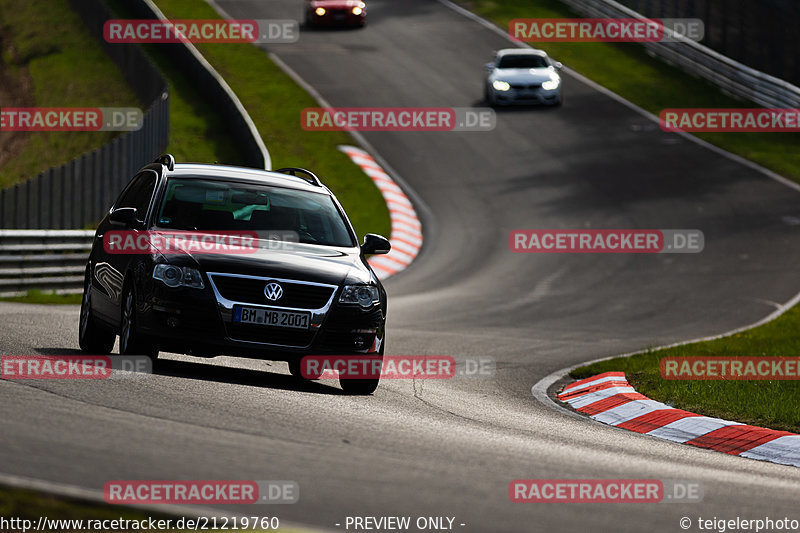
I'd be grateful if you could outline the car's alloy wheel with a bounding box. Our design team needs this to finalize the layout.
[78,270,115,354]
[120,285,158,361]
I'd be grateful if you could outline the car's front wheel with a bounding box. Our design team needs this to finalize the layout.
[78,270,115,354]
[120,284,158,361]
[339,351,382,395]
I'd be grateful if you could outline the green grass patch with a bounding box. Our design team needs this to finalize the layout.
[457,0,800,181]
[104,0,241,166]
[0,290,82,305]
[572,305,800,433]
[0,485,310,532]
[149,0,390,239]
[0,0,139,188]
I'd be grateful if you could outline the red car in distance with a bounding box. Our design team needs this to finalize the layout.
[306,0,367,28]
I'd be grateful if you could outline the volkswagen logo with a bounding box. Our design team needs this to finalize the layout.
[264,282,284,301]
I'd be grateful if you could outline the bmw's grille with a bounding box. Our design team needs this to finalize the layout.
[511,83,541,90]
[210,275,335,308]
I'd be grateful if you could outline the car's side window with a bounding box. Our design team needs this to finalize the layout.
[114,171,157,221]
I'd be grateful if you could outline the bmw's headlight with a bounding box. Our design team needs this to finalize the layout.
[153,265,205,289]
[542,78,560,91]
[352,6,363,15]
[492,80,511,92]
[339,285,380,308]
[315,7,326,16]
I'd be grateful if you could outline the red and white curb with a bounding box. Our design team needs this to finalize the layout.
[558,372,800,468]
[339,146,422,280]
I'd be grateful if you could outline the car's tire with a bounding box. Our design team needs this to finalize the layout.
[339,352,382,395]
[340,375,380,395]
[78,270,115,354]
[119,283,158,361]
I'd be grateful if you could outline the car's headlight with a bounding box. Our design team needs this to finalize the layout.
[352,6,362,15]
[542,78,560,91]
[315,7,326,16]
[153,265,205,289]
[339,285,380,308]
[492,80,511,92]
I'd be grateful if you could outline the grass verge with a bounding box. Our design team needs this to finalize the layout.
[0,290,82,305]
[457,0,800,182]
[571,304,800,433]
[0,486,309,532]
[0,0,138,188]
[148,0,391,239]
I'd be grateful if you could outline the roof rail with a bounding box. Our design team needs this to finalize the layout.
[154,154,175,171]
[273,167,323,187]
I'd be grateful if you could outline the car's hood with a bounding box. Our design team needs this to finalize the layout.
[490,68,556,84]
[154,239,371,286]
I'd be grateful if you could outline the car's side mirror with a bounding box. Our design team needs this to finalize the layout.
[361,233,391,255]
[485,62,495,71]
[552,61,563,70]
[109,207,141,228]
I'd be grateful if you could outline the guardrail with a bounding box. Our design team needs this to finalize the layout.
[558,0,800,108]
[0,231,94,297]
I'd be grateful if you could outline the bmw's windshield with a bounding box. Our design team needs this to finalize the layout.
[155,177,356,247]
[497,55,548,69]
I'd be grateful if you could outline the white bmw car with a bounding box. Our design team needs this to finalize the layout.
[484,48,563,106]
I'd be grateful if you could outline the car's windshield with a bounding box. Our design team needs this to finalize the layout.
[155,177,355,247]
[497,55,548,69]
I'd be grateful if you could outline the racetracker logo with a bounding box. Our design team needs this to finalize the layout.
[104,19,298,44]
[301,355,460,379]
[103,231,266,255]
[661,357,800,380]
[509,480,703,503]
[509,18,704,42]
[103,480,299,504]
[301,107,495,132]
[509,229,704,253]
[660,109,800,132]
[0,107,142,131]
[0,356,152,379]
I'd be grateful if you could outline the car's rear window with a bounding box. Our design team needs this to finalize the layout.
[497,55,548,69]
[155,178,355,247]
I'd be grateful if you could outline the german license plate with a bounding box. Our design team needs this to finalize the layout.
[234,306,310,329]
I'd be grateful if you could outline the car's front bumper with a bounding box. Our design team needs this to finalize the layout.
[138,273,385,360]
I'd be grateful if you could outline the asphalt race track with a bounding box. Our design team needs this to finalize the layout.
[2,0,800,531]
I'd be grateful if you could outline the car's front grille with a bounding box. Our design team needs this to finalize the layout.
[210,275,335,309]
[226,323,316,347]
[511,83,541,90]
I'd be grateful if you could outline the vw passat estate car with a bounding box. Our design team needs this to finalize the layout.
[79,154,391,394]
[484,48,563,106]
